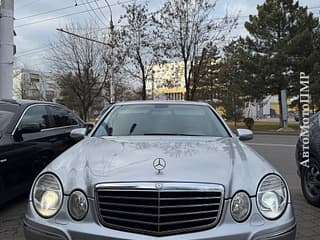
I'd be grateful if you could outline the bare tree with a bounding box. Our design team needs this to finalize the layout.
[153,0,238,100]
[48,23,109,121]
[119,3,157,100]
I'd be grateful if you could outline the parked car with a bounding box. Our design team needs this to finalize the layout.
[95,104,112,124]
[296,112,320,207]
[0,99,86,204]
[24,101,296,240]
[294,111,315,122]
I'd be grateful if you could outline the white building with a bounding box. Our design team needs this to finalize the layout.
[244,95,296,119]
[146,62,187,100]
[244,96,273,119]
[13,68,60,101]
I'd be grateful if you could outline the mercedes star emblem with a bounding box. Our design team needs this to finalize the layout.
[153,158,166,174]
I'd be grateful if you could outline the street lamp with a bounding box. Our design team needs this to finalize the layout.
[104,0,116,103]
[104,0,114,32]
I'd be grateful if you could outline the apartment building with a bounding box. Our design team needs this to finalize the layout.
[13,68,60,101]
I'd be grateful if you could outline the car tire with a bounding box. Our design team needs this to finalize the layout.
[301,159,320,207]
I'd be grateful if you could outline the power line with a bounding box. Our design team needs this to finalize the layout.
[15,0,133,28]
[16,46,49,55]
[94,0,110,22]
[16,0,105,21]
[15,48,51,58]
[85,0,107,26]
[79,0,98,23]
[16,0,41,10]
[219,6,320,22]
[309,6,320,10]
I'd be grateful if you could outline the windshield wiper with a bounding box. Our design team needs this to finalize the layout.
[143,133,205,136]
[129,123,137,135]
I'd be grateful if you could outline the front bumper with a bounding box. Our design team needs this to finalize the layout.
[24,198,296,240]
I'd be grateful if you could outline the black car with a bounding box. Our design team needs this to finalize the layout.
[296,112,320,207]
[0,99,86,204]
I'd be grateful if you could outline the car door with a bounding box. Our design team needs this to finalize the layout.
[46,105,83,156]
[1,104,52,198]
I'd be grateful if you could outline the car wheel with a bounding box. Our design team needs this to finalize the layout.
[301,160,320,207]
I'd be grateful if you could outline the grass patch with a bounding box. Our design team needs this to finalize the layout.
[227,120,300,132]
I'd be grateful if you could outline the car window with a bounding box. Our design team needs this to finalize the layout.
[94,104,230,137]
[0,110,15,131]
[20,105,50,130]
[48,106,79,127]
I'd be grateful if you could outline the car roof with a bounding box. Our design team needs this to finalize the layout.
[113,100,210,106]
[0,99,59,107]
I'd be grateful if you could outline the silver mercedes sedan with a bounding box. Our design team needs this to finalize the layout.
[24,101,296,240]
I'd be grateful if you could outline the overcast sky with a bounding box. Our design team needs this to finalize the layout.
[13,0,319,71]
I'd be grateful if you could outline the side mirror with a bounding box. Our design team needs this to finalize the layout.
[85,123,94,134]
[17,123,41,134]
[236,129,253,141]
[70,128,87,141]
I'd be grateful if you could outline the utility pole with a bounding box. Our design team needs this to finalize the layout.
[281,89,288,129]
[0,0,14,99]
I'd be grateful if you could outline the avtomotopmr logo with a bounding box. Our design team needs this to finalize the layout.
[300,72,310,168]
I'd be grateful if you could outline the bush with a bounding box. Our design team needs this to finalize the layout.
[243,118,254,130]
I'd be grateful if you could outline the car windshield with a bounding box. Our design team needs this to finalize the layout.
[0,109,15,132]
[94,104,230,137]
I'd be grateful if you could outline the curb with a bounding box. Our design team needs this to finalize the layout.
[252,131,299,136]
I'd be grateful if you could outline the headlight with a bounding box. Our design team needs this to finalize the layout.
[257,174,288,220]
[230,191,251,222]
[68,190,88,220]
[32,173,63,218]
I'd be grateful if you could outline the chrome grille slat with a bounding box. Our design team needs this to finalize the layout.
[161,209,219,217]
[98,196,221,200]
[159,203,221,208]
[159,217,217,226]
[161,196,221,200]
[103,215,159,226]
[95,182,224,236]
[100,208,158,217]
[99,196,158,200]
[99,202,158,208]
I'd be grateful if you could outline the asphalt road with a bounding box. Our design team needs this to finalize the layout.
[247,134,320,240]
[1,134,320,240]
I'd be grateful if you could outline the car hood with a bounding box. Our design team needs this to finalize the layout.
[46,136,276,198]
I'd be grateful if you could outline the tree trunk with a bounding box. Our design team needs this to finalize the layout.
[82,103,88,122]
[184,60,190,100]
[142,77,147,100]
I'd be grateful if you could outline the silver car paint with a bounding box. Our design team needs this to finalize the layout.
[24,101,296,240]
[24,196,295,239]
[45,136,278,200]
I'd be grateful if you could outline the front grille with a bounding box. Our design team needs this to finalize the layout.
[95,183,224,236]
